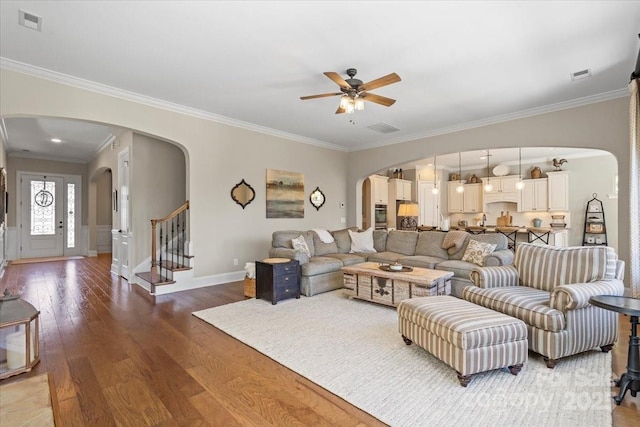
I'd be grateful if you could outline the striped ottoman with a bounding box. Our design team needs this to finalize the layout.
[398,296,528,386]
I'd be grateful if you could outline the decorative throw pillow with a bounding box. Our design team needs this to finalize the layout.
[348,227,377,253]
[291,235,311,257]
[462,239,497,266]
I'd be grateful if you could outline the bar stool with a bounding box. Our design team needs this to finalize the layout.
[527,227,552,245]
[496,227,519,252]
[466,226,486,235]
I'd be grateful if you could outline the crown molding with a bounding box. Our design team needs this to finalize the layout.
[0,58,347,152]
[8,151,88,164]
[1,58,628,155]
[349,88,629,152]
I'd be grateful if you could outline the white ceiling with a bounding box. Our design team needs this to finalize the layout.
[0,1,638,163]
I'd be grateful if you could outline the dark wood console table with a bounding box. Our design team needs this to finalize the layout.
[589,295,640,405]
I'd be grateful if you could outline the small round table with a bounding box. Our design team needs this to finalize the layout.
[589,295,640,405]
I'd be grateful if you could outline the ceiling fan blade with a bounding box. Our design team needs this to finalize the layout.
[335,105,346,114]
[360,73,401,91]
[362,93,396,107]
[324,71,352,89]
[300,92,342,100]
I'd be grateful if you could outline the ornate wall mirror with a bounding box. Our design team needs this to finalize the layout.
[231,179,256,209]
[309,187,325,210]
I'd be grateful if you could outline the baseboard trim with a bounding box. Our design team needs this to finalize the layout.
[150,270,246,296]
[87,250,98,257]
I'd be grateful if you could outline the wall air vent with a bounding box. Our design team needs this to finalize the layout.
[367,122,400,134]
[570,68,591,81]
[19,10,42,32]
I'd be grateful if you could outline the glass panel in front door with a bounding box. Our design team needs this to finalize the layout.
[30,180,56,235]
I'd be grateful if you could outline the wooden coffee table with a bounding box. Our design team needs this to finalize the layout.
[341,262,454,307]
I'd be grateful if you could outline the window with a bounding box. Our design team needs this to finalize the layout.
[31,180,55,235]
[67,183,75,248]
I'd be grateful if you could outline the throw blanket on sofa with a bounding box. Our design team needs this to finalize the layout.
[442,230,469,255]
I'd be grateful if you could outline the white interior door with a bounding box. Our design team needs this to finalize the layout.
[418,180,440,227]
[117,148,131,279]
[20,175,64,258]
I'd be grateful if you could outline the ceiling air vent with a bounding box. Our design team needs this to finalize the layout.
[19,10,42,32]
[367,122,400,134]
[570,68,591,81]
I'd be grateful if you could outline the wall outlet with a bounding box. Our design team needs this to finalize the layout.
[341,217,346,224]
[233,258,238,266]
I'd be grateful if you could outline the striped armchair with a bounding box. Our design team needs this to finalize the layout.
[466,243,625,368]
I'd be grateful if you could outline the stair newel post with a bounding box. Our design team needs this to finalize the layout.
[177,211,182,266]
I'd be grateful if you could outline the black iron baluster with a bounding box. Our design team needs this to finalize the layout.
[159,225,163,281]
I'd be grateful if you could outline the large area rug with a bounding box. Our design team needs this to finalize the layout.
[193,291,613,427]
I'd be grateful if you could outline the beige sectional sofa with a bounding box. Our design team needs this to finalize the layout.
[268,228,513,297]
[466,243,625,367]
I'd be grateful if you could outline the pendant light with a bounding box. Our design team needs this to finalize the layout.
[484,150,493,192]
[515,147,525,190]
[432,156,439,195]
[455,152,464,193]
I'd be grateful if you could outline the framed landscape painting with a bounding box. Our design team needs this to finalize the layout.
[266,169,304,218]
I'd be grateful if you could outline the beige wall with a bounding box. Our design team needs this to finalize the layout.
[0,68,629,283]
[347,97,631,283]
[5,156,88,227]
[1,69,349,278]
[131,133,186,268]
[96,169,112,225]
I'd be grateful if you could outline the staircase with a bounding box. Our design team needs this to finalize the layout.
[135,201,192,294]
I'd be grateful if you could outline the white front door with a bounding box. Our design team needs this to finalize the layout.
[20,175,64,258]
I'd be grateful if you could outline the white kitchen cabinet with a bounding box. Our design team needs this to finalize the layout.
[547,171,569,211]
[550,229,569,247]
[481,175,519,204]
[371,175,389,204]
[389,178,412,201]
[447,181,464,213]
[519,178,548,212]
[463,183,483,213]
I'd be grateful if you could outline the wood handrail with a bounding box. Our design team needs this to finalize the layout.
[151,201,189,226]
[151,200,189,270]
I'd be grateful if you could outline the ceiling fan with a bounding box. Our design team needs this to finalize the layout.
[300,68,401,114]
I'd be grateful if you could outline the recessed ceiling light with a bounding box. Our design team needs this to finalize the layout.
[51,138,62,143]
[480,156,487,160]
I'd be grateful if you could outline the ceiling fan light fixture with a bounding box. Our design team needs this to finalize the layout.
[354,97,364,111]
[339,95,350,109]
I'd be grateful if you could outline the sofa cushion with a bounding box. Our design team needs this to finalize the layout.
[373,229,388,252]
[272,230,314,257]
[398,255,447,269]
[436,260,477,280]
[366,252,404,264]
[332,228,357,254]
[348,228,376,253]
[292,235,311,256]
[461,239,497,266]
[385,230,419,255]
[313,230,338,256]
[301,257,343,276]
[515,243,617,292]
[324,253,366,266]
[414,231,449,258]
[463,286,566,332]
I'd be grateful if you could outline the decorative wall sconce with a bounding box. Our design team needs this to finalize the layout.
[231,179,256,209]
[309,187,325,210]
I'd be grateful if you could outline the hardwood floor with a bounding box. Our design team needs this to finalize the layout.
[0,254,637,426]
